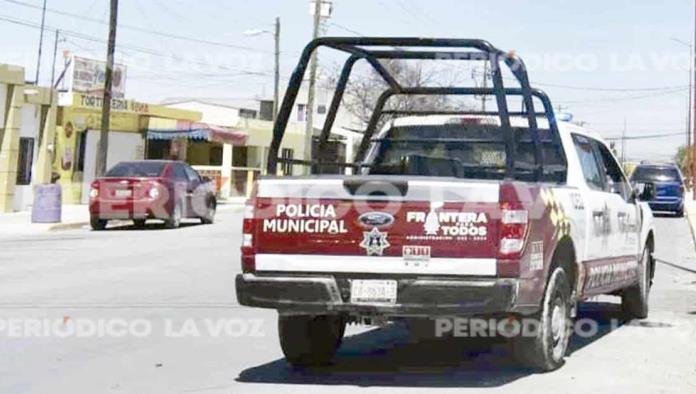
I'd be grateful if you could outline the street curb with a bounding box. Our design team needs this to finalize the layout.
[684,195,696,251]
[45,207,243,232]
[686,211,696,250]
[48,220,130,232]
[48,222,88,231]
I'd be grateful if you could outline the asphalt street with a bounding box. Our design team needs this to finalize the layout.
[0,209,695,393]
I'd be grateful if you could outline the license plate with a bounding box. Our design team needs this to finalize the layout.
[350,280,397,304]
[115,189,132,197]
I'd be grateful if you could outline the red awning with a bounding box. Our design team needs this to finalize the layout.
[146,121,248,146]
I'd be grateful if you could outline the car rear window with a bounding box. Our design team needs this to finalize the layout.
[105,162,166,177]
[631,166,680,183]
[367,124,566,182]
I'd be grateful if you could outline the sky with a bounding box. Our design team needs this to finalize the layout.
[0,0,694,161]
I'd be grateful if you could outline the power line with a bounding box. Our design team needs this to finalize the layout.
[0,14,278,76]
[2,0,300,56]
[329,22,363,36]
[603,132,686,140]
[556,87,689,105]
[532,81,691,92]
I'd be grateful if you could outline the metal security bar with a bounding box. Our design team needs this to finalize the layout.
[267,37,564,181]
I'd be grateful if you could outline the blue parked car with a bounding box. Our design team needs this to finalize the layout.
[630,164,685,216]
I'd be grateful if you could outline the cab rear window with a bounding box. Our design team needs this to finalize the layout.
[367,124,566,182]
[631,166,680,183]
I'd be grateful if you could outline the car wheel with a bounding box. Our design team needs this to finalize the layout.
[621,246,651,319]
[278,314,345,367]
[90,217,107,231]
[512,267,572,371]
[200,198,216,224]
[133,219,146,229]
[675,208,684,218]
[164,202,182,229]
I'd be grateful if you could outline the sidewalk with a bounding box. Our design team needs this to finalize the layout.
[0,200,244,237]
[0,205,90,236]
[685,194,696,245]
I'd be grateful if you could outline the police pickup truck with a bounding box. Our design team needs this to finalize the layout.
[235,38,656,371]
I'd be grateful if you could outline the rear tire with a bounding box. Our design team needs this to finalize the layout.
[278,314,345,367]
[133,219,146,229]
[200,198,216,224]
[164,202,182,229]
[512,267,572,371]
[90,217,107,231]
[621,247,651,319]
[675,208,684,218]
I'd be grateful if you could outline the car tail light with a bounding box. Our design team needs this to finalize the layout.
[89,182,99,199]
[499,205,528,256]
[241,186,257,273]
[148,184,161,199]
[497,184,530,277]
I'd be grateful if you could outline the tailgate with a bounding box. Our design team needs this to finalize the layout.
[654,181,682,199]
[250,177,502,276]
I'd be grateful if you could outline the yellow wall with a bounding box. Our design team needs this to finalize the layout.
[0,65,57,212]
[53,93,203,203]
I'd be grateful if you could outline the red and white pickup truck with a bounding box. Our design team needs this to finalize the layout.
[235,38,656,371]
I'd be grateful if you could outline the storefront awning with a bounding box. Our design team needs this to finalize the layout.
[146,121,247,145]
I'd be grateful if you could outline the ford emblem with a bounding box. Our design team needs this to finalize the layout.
[358,212,394,228]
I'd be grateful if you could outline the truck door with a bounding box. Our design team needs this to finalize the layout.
[571,134,612,262]
[592,140,641,265]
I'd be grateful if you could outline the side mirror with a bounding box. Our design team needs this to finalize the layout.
[607,179,623,196]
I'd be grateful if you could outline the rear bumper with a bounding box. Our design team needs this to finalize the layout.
[89,199,171,220]
[235,273,536,317]
[648,199,683,212]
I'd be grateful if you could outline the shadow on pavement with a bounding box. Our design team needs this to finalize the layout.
[237,302,627,388]
[103,221,203,231]
[652,212,682,219]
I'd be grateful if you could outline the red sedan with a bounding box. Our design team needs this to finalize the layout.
[88,160,217,230]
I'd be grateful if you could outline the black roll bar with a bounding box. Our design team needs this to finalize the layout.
[267,37,558,180]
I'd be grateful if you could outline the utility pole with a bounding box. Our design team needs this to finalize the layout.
[50,29,60,88]
[692,0,696,199]
[304,0,323,171]
[34,0,47,84]
[482,62,488,111]
[621,117,627,164]
[273,16,280,124]
[95,0,119,177]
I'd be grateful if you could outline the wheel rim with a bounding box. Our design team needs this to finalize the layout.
[173,204,181,225]
[550,291,568,360]
[639,249,650,302]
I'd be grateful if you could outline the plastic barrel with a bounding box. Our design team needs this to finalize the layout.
[31,184,62,223]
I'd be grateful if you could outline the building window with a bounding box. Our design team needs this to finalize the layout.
[16,137,35,185]
[297,104,306,122]
[259,100,274,121]
[209,145,223,166]
[239,108,257,119]
[281,148,294,176]
[317,105,327,114]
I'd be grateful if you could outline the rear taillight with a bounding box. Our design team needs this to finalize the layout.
[148,182,162,199]
[241,193,257,273]
[496,183,530,277]
[89,182,99,199]
[499,205,529,256]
